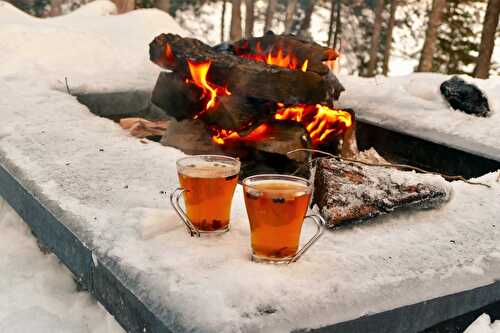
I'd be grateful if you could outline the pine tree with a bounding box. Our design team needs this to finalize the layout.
[418,0,447,72]
[366,0,385,77]
[434,0,485,75]
[264,0,278,33]
[230,0,243,41]
[245,0,255,37]
[474,0,500,78]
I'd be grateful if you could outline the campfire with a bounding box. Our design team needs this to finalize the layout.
[148,32,357,172]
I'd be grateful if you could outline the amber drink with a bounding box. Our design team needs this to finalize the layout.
[243,174,324,263]
[171,155,240,235]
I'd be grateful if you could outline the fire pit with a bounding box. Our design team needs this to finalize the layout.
[147,32,356,176]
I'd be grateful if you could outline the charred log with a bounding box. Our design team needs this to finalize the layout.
[245,120,311,162]
[160,119,225,155]
[231,31,338,76]
[149,33,340,104]
[151,72,204,120]
[201,95,275,131]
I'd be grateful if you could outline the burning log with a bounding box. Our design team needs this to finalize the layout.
[151,72,204,120]
[160,119,225,155]
[313,158,450,227]
[245,120,311,162]
[149,33,340,104]
[201,95,275,131]
[230,31,339,76]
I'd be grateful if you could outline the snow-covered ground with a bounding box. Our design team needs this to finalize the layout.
[0,1,188,331]
[0,196,124,333]
[338,73,500,160]
[1,0,500,331]
[466,313,500,333]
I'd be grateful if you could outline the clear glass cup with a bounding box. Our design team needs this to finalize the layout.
[242,174,324,264]
[170,155,240,237]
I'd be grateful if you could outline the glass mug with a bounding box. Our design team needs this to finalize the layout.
[170,155,240,236]
[242,174,324,264]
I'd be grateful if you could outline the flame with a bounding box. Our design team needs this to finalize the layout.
[237,43,308,72]
[275,104,352,145]
[164,43,174,63]
[187,60,230,113]
[212,124,270,144]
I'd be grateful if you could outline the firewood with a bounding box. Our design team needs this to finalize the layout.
[160,119,225,155]
[149,33,341,104]
[230,32,339,76]
[246,120,311,162]
[200,95,275,131]
[313,158,450,227]
[151,72,204,120]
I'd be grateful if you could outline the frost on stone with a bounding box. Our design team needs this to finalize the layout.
[313,158,451,227]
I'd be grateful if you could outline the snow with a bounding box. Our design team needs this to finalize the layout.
[466,314,500,333]
[1,1,500,332]
[0,196,124,333]
[0,0,187,93]
[338,73,500,160]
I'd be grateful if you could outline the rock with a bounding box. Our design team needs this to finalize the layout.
[440,76,490,117]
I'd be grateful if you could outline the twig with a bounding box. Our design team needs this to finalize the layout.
[65,77,72,95]
[287,148,491,189]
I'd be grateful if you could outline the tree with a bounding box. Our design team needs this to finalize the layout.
[434,0,484,75]
[230,0,243,40]
[221,0,227,42]
[114,0,135,13]
[245,0,255,37]
[332,0,342,49]
[474,0,500,78]
[417,0,447,72]
[264,0,278,33]
[284,0,299,33]
[154,0,170,14]
[382,0,398,75]
[298,0,317,38]
[366,0,385,77]
[327,0,336,46]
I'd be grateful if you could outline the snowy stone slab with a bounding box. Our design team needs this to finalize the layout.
[337,73,500,162]
[1,80,500,333]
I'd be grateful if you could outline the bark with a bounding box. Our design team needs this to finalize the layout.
[366,0,385,77]
[221,0,227,42]
[327,0,336,46]
[284,0,299,34]
[244,0,255,37]
[298,0,318,38]
[264,0,278,33]
[473,0,500,79]
[382,0,398,76]
[153,0,170,13]
[230,0,243,41]
[333,0,342,49]
[417,0,447,72]
[49,0,62,16]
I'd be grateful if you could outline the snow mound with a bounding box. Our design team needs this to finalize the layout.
[465,313,500,333]
[0,1,36,23]
[0,2,187,92]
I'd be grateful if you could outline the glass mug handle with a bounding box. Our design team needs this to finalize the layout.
[170,188,201,237]
[288,214,325,264]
